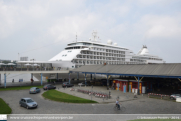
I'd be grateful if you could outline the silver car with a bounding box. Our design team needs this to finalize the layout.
[19,98,38,109]
[170,94,181,100]
[78,82,85,86]
[29,87,41,94]
[78,82,90,86]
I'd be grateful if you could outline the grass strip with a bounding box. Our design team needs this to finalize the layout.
[0,98,12,114]
[0,85,43,91]
[42,90,98,103]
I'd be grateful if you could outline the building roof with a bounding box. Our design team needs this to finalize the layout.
[70,63,181,78]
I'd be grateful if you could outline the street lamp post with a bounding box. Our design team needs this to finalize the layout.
[18,53,19,61]
[105,62,109,90]
[31,59,35,71]
[33,59,34,71]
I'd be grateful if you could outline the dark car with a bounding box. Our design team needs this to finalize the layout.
[43,84,56,90]
[19,98,38,109]
[62,82,74,87]
[29,87,41,94]
[100,79,107,86]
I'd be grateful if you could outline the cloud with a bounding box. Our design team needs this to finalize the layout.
[137,0,171,6]
[0,1,19,38]
[0,0,181,63]
[0,0,86,39]
[134,14,181,39]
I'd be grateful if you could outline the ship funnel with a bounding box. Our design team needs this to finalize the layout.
[137,45,149,55]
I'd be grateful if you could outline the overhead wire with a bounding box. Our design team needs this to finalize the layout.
[18,32,130,55]
[20,39,65,54]
[19,37,89,55]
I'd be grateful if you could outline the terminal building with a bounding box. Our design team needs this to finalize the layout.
[71,64,181,95]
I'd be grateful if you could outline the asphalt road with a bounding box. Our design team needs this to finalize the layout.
[0,88,181,114]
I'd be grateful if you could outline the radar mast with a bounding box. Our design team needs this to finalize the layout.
[92,31,97,41]
[76,32,77,42]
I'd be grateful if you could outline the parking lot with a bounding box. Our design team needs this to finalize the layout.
[0,85,181,114]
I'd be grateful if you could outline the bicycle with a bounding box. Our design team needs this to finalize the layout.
[113,104,126,112]
[70,88,75,91]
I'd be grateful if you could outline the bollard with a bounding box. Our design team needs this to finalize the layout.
[103,97,104,102]
[91,85,93,101]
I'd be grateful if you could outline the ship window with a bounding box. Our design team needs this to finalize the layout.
[93,44,104,47]
[83,43,91,45]
[76,43,83,45]
[68,44,75,46]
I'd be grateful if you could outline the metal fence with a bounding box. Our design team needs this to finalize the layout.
[0,67,72,71]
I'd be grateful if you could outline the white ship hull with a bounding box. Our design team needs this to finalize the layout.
[18,32,166,81]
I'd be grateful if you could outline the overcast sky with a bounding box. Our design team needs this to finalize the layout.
[0,0,181,63]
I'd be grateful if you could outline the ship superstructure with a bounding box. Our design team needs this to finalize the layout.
[49,32,165,68]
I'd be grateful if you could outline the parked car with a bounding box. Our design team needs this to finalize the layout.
[29,87,41,94]
[78,82,90,86]
[62,82,74,87]
[100,79,107,86]
[170,94,181,100]
[43,84,56,90]
[19,98,38,109]
[78,82,84,86]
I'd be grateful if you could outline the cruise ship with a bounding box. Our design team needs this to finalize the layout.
[18,31,165,81]
[48,31,165,69]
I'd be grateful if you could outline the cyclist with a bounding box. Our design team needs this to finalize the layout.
[116,99,120,110]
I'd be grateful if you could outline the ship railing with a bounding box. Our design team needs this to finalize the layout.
[0,67,73,71]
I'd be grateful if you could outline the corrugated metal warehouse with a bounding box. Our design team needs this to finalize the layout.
[71,63,181,94]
